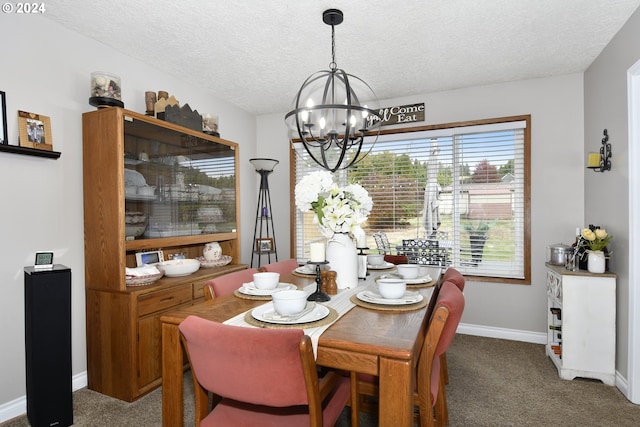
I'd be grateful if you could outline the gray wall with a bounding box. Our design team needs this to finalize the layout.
[584,6,640,381]
[2,5,639,420]
[259,74,586,342]
[0,15,258,414]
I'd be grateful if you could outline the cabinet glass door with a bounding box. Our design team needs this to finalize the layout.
[123,117,236,240]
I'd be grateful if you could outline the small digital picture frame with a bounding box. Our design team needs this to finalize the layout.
[135,250,164,267]
[34,251,54,270]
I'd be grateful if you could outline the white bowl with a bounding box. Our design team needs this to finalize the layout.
[367,254,385,266]
[377,278,407,299]
[137,185,156,196]
[396,264,420,279]
[253,272,280,290]
[125,224,147,237]
[271,289,307,315]
[156,259,200,277]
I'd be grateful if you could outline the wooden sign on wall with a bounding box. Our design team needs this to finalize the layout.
[376,102,425,126]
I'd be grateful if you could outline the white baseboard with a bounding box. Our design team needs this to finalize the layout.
[457,322,548,344]
[0,371,87,423]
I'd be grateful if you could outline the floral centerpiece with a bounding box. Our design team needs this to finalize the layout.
[579,226,612,273]
[295,171,373,238]
[580,227,612,252]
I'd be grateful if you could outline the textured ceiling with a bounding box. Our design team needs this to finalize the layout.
[44,0,640,115]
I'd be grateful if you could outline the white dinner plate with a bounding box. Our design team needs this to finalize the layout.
[294,265,317,275]
[238,282,297,296]
[125,194,157,201]
[251,302,330,324]
[367,261,395,270]
[376,272,432,285]
[356,289,423,306]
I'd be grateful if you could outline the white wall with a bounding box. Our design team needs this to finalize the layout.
[259,73,586,337]
[584,6,640,383]
[0,15,257,415]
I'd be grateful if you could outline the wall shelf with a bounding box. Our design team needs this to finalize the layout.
[0,144,61,159]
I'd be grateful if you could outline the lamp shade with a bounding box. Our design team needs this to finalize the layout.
[249,158,279,172]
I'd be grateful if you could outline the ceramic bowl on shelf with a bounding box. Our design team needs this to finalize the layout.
[125,271,164,286]
[197,255,232,268]
[156,259,200,277]
[125,211,147,237]
[271,290,307,316]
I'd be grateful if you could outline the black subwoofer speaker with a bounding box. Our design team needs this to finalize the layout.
[24,265,73,427]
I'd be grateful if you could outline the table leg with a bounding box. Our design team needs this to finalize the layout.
[162,323,184,427]
[378,356,414,427]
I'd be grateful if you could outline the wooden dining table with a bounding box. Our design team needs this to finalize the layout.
[160,269,435,427]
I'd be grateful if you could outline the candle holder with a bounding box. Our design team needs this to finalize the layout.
[357,247,369,279]
[306,261,330,302]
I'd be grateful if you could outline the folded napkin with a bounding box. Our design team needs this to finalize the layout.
[261,302,316,321]
[126,265,161,277]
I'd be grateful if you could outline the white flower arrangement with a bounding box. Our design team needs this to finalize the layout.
[295,171,373,237]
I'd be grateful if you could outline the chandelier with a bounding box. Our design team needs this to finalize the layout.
[285,9,382,172]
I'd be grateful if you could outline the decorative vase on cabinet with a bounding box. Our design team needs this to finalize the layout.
[82,107,245,402]
[587,250,606,273]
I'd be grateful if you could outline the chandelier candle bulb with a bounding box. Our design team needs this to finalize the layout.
[310,243,326,262]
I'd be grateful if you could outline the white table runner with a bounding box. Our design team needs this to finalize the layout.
[224,283,362,356]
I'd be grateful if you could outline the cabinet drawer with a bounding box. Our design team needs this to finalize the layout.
[192,280,208,301]
[137,287,192,317]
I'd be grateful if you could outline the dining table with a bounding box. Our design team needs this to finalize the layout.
[159,265,440,427]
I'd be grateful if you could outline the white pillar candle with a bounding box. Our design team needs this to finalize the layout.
[309,242,325,262]
[356,233,367,248]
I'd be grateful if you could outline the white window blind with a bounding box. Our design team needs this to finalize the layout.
[293,118,529,280]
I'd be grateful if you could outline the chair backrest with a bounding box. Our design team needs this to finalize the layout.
[442,267,465,291]
[373,231,392,254]
[203,268,258,300]
[179,315,311,407]
[417,281,465,404]
[259,258,299,275]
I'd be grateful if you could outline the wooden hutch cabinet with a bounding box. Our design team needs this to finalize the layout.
[82,108,246,401]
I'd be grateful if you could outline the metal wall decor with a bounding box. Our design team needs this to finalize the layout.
[587,129,612,172]
[285,9,382,172]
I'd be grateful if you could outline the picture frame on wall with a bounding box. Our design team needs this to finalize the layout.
[0,91,7,145]
[18,110,53,151]
[256,238,274,253]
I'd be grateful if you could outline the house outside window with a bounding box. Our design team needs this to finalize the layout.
[293,115,530,284]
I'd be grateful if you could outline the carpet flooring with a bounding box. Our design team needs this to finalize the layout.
[3,334,639,426]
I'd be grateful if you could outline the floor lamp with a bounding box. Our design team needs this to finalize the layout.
[250,158,279,268]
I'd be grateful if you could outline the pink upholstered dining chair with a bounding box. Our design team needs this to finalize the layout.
[442,267,465,291]
[258,258,300,275]
[203,268,258,300]
[179,315,351,427]
[440,267,465,384]
[352,281,465,427]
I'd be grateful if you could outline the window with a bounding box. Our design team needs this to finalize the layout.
[292,116,530,284]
